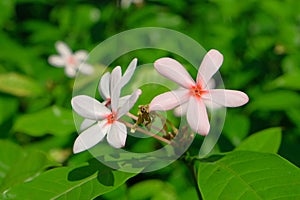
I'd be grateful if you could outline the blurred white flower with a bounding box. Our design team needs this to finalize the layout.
[48,41,94,77]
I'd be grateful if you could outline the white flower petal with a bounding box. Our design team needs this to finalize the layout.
[202,89,249,107]
[118,95,130,107]
[98,72,111,100]
[120,58,137,88]
[71,95,111,120]
[107,121,127,148]
[205,78,216,90]
[55,41,72,57]
[48,55,65,67]
[154,58,195,88]
[110,66,122,91]
[110,80,122,112]
[65,66,77,77]
[187,97,210,135]
[74,50,88,61]
[80,119,96,131]
[117,89,142,119]
[203,98,223,110]
[73,122,107,153]
[79,63,94,75]
[174,102,188,116]
[149,89,190,111]
[197,49,223,86]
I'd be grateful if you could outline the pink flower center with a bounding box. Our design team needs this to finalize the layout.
[190,84,207,98]
[67,56,77,65]
[105,98,111,107]
[107,111,117,124]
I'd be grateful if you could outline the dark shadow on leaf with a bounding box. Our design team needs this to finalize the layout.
[68,158,106,181]
[68,158,114,184]
[97,165,115,186]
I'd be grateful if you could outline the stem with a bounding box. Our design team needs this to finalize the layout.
[120,119,171,144]
[189,164,202,200]
[126,112,170,139]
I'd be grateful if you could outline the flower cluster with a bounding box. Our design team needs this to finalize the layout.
[70,49,249,153]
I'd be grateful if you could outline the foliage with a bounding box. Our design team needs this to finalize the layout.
[1,0,300,199]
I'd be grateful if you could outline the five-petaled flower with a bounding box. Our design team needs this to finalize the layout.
[71,83,142,153]
[149,49,249,136]
[48,41,94,77]
[80,58,138,131]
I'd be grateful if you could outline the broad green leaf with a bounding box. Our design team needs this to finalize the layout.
[0,73,43,97]
[0,141,23,184]
[13,105,75,136]
[128,179,177,200]
[268,73,300,90]
[3,159,138,200]
[235,127,282,153]
[0,140,58,192]
[249,90,300,111]
[198,151,300,200]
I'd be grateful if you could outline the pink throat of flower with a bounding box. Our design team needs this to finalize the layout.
[190,84,207,98]
[67,56,77,65]
[107,111,117,124]
[105,98,111,107]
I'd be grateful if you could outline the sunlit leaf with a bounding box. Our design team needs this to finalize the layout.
[13,106,75,136]
[235,127,282,153]
[198,151,300,200]
[2,159,138,200]
[0,140,58,192]
[0,73,43,97]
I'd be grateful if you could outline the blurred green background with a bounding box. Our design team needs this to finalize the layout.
[1,0,300,199]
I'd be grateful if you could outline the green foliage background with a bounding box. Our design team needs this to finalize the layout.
[1,0,300,199]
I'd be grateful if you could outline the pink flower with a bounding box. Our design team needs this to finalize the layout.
[71,83,142,153]
[149,49,249,136]
[48,41,94,77]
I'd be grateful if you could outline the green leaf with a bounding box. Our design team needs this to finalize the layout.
[0,141,23,184]
[223,113,250,146]
[128,179,177,200]
[3,159,138,200]
[198,151,300,200]
[268,73,300,90]
[13,106,75,136]
[0,73,43,97]
[249,90,300,111]
[0,96,18,125]
[235,127,282,153]
[0,0,14,27]
[0,140,58,192]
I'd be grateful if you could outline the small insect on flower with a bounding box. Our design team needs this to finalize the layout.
[131,105,153,133]
[48,41,94,77]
